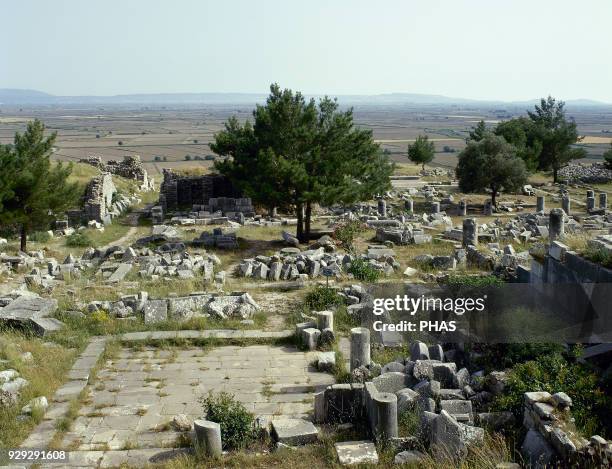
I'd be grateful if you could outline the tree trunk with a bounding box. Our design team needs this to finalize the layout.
[553,166,558,184]
[304,202,312,243]
[20,224,27,252]
[491,190,497,207]
[296,203,304,243]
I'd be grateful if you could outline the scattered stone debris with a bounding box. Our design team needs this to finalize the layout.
[559,162,612,183]
[238,245,399,282]
[0,369,29,406]
[87,291,260,323]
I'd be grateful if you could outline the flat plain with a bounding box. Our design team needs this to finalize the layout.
[2,102,611,176]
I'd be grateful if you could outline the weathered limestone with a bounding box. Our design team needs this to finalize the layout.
[373,392,398,439]
[431,410,484,458]
[599,192,607,209]
[586,196,596,211]
[459,200,467,216]
[548,208,565,242]
[159,169,252,214]
[431,202,440,214]
[271,419,319,445]
[301,328,321,351]
[404,199,414,213]
[410,341,430,361]
[335,441,379,465]
[193,420,222,457]
[315,310,334,331]
[350,327,371,371]
[377,199,387,217]
[561,195,571,215]
[462,218,478,247]
[536,196,545,212]
[484,200,493,215]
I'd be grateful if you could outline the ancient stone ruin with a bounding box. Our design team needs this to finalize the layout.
[66,173,138,225]
[81,155,155,191]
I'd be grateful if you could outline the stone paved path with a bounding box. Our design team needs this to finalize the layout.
[57,344,334,454]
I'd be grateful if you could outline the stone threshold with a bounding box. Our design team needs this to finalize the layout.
[119,329,293,341]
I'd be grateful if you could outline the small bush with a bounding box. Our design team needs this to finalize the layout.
[470,343,565,371]
[304,286,343,310]
[492,352,609,436]
[347,258,380,282]
[30,231,51,243]
[333,220,365,253]
[398,407,420,437]
[583,246,612,268]
[65,232,93,247]
[199,392,255,450]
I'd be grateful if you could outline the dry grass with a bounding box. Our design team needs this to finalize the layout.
[0,332,79,447]
[149,430,514,469]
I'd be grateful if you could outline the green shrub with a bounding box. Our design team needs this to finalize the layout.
[199,392,255,450]
[333,220,365,253]
[398,407,420,437]
[445,274,503,288]
[492,352,609,437]
[304,286,343,310]
[333,305,360,334]
[583,246,612,268]
[347,258,380,282]
[470,343,565,371]
[65,232,93,247]
[30,231,52,243]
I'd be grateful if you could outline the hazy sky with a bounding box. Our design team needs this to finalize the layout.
[2,0,611,102]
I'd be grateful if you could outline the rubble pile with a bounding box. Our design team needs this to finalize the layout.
[237,245,400,282]
[521,391,612,467]
[86,291,260,323]
[559,162,612,184]
[88,243,221,282]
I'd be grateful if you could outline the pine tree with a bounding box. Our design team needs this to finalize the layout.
[527,96,585,182]
[467,120,487,142]
[211,84,393,242]
[407,135,435,170]
[0,120,81,251]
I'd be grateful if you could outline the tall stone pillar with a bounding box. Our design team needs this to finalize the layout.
[431,202,440,214]
[373,393,398,440]
[462,218,478,247]
[599,192,607,209]
[404,199,413,214]
[536,196,545,212]
[549,208,565,242]
[350,327,370,371]
[459,200,467,216]
[587,196,595,211]
[378,199,387,217]
[561,195,571,215]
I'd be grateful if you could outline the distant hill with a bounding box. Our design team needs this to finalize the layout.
[1,88,610,108]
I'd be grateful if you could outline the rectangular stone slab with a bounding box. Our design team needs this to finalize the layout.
[0,296,58,321]
[335,440,379,465]
[271,418,318,445]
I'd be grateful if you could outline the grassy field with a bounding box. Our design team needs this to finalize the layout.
[0,332,81,447]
